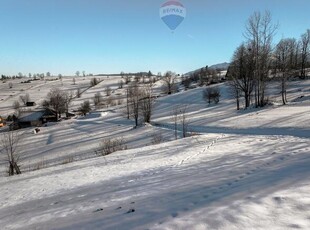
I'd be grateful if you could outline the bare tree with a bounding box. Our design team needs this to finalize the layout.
[227,43,255,109]
[128,82,141,127]
[125,75,131,84]
[75,71,80,77]
[90,78,99,87]
[227,80,241,110]
[76,88,81,98]
[93,92,102,108]
[73,78,76,85]
[299,29,310,79]
[118,80,124,89]
[180,106,189,138]
[105,86,112,96]
[126,87,130,119]
[8,82,13,89]
[0,131,22,176]
[162,71,177,95]
[274,38,297,104]
[203,86,221,105]
[172,106,179,140]
[140,85,153,123]
[20,93,30,105]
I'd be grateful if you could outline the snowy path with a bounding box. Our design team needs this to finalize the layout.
[152,121,310,138]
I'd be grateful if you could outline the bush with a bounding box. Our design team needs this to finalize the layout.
[203,86,221,104]
[78,100,91,116]
[151,132,163,145]
[96,137,126,156]
[90,78,99,87]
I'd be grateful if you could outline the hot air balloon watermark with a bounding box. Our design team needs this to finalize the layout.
[160,0,186,31]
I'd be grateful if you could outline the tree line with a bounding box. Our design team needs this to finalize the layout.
[227,11,310,110]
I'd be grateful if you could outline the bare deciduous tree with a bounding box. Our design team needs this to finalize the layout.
[76,88,81,98]
[180,106,189,138]
[93,92,102,108]
[274,38,297,104]
[162,71,178,95]
[0,131,22,176]
[105,86,112,96]
[90,78,99,87]
[20,93,30,105]
[127,82,141,127]
[227,80,241,110]
[203,86,221,105]
[125,75,131,84]
[118,80,124,89]
[140,85,153,123]
[172,106,179,140]
[299,29,310,79]
[227,43,255,109]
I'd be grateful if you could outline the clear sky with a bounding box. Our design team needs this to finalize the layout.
[0,0,309,76]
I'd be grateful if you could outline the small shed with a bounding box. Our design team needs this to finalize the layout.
[26,102,36,107]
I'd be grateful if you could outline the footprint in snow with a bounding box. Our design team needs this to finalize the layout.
[171,212,178,218]
[191,201,199,205]
[93,208,104,213]
[125,208,135,214]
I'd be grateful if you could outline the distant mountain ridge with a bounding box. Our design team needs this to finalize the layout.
[185,62,230,76]
[209,62,230,70]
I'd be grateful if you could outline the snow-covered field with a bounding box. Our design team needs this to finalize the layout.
[0,78,309,229]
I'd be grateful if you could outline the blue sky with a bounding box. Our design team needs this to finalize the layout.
[0,0,309,76]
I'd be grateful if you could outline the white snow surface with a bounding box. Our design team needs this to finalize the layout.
[0,78,309,229]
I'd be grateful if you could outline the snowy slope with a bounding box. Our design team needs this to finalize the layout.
[0,78,309,229]
[0,134,309,229]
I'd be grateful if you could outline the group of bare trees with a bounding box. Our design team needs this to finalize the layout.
[42,88,73,119]
[126,82,154,127]
[227,11,310,109]
[162,71,178,94]
[228,11,277,109]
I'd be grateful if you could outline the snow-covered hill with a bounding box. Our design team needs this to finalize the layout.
[0,78,309,229]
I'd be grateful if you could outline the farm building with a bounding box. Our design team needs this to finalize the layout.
[17,109,58,128]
